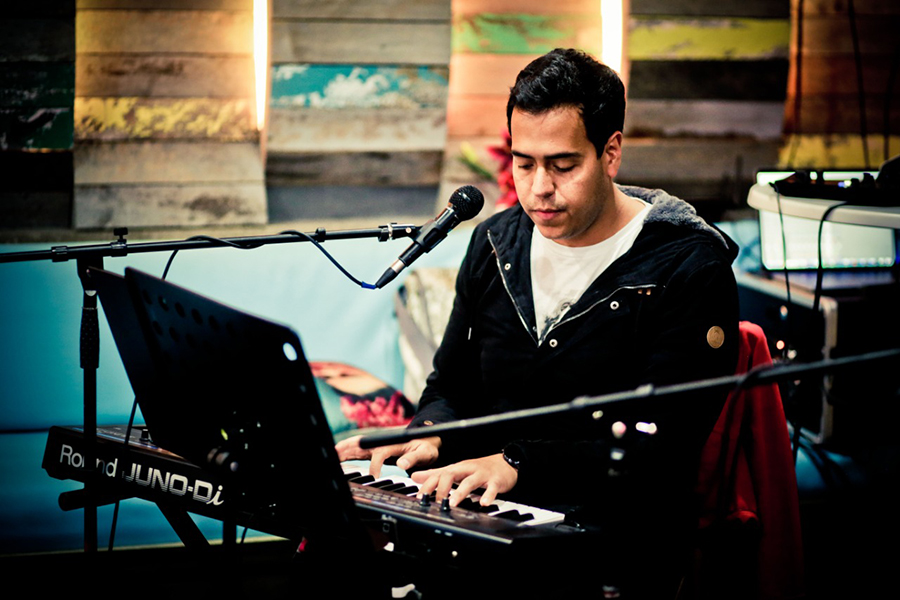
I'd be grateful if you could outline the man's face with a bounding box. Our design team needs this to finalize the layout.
[510,106,620,247]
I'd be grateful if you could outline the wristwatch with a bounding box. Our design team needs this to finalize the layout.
[502,442,526,472]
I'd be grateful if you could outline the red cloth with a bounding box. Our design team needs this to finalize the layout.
[695,321,805,599]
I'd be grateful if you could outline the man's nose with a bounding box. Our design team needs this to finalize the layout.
[532,167,554,197]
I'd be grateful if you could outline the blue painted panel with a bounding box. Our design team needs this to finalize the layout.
[271,64,448,109]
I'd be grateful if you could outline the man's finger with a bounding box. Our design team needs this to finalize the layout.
[335,435,369,461]
[450,475,483,508]
[368,448,391,478]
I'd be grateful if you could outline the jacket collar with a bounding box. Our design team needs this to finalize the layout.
[487,185,733,256]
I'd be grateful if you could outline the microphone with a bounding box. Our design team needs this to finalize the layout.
[375,186,484,289]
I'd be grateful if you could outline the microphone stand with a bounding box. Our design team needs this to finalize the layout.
[358,347,900,449]
[0,223,421,552]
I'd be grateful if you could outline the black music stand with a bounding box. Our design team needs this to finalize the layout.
[93,266,369,550]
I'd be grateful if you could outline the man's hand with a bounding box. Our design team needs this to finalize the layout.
[411,453,518,508]
[335,435,441,478]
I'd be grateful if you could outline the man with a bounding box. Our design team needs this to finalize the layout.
[338,48,739,594]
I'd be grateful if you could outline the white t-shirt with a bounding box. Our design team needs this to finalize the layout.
[531,201,651,343]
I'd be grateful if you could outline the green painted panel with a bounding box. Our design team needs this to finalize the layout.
[271,65,448,109]
[0,108,73,150]
[629,17,789,60]
[0,64,75,109]
[452,13,600,56]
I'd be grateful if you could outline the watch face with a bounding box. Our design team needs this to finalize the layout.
[503,445,522,470]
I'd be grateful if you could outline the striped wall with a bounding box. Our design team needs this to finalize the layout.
[0,2,75,229]
[266,0,451,195]
[73,0,267,229]
[781,0,900,169]
[621,0,789,207]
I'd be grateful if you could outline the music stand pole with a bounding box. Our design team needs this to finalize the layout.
[77,256,102,553]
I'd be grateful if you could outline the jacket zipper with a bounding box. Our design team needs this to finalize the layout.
[487,230,538,345]
[489,230,659,347]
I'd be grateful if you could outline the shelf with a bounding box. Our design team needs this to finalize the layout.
[747,183,900,229]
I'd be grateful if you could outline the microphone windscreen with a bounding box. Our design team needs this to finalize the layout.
[449,186,485,221]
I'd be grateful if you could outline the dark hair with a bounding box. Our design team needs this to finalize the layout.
[506,48,625,155]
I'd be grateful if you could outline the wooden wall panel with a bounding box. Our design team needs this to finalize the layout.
[626,100,785,139]
[74,2,266,229]
[267,0,452,193]
[274,0,450,20]
[631,0,788,17]
[78,1,252,8]
[74,141,264,184]
[76,10,253,54]
[628,17,789,60]
[0,18,75,63]
[266,151,444,186]
[75,98,256,141]
[75,183,267,229]
[76,55,255,98]
[783,0,900,168]
[627,60,790,101]
[270,65,449,109]
[0,6,75,230]
[452,14,602,56]
[268,108,447,153]
[271,22,451,66]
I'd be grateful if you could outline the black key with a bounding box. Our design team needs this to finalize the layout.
[367,479,397,489]
[492,510,534,522]
[457,498,500,513]
[348,474,375,484]
[343,471,362,480]
[381,482,408,492]
[394,486,419,495]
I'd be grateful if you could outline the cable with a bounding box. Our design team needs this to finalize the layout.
[161,233,377,289]
[847,0,871,168]
[812,201,849,313]
[772,188,807,463]
[279,230,377,289]
[107,395,139,551]
[774,189,794,358]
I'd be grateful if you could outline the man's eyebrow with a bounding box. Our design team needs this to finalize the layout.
[511,150,581,160]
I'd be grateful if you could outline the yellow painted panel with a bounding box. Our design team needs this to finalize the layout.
[779,134,900,169]
[75,97,256,141]
[629,17,790,60]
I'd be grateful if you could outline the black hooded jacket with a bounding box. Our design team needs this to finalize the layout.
[409,185,740,517]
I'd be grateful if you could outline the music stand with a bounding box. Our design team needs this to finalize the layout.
[93,266,367,548]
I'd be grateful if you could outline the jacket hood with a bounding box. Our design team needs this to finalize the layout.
[484,185,739,264]
[617,184,730,251]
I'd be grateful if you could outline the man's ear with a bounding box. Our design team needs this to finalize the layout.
[604,131,623,178]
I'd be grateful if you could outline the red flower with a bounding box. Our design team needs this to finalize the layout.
[487,129,518,210]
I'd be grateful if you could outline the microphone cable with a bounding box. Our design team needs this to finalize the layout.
[160,232,376,288]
